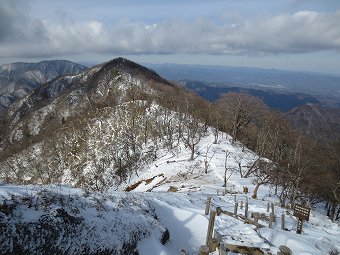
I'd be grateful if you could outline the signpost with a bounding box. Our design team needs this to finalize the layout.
[293,204,310,234]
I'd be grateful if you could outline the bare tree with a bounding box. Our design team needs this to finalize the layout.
[251,159,276,199]
[217,92,267,144]
[203,145,216,174]
[233,155,244,178]
[243,156,261,178]
[210,103,223,144]
[182,116,205,160]
[223,150,233,193]
[180,93,206,160]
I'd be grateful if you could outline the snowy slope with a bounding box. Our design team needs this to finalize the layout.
[1,130,339,255]
[122,129,340,254]
[121,128,257,194]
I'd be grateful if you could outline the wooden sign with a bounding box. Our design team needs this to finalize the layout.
[293,204,310,234]
[293,204,310,221]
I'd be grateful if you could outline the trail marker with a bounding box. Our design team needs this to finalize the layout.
[293,204,310,234]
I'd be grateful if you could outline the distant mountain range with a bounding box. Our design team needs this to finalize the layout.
[0,60,87,112]
[287,103,340,142]
[146,63,340,109]
[176,80,319,112]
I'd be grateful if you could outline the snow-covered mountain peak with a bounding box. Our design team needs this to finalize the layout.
[0,60,87,113]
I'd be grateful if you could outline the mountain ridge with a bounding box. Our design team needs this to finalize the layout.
[287,103,340,142]
[0,57,179,161]
[0,60,87,113]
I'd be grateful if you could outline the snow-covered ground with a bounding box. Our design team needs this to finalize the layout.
[1,130,339,254]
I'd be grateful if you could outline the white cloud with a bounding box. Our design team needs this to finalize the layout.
[0,1,340,59]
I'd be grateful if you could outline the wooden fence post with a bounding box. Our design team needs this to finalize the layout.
[279,245,292,255]
[281,213,285,230]
[269,212,273,228]
[245,200,249,218]
[234,202,238,215]
[206,210,216,245]
[198,245,209,255]
[234,194,236,203]
[208,237,219,252]
[254,214,259,229]
[219,243,228,255]
[271,203,275,215]
[240,200,244,209]
[267,202,270,212]
[205,197,211,215]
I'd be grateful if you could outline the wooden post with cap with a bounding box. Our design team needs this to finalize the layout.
[206,210,216,246]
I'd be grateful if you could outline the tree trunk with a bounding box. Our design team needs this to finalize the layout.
[223,168,227,188]
[213,128,219,144]
[327,203,331,217]
[279,189,287,207]
[330,203,336,222]
[290,181,300,209]
[336,205,340,221]
[252,182,261,199]
[190,144,195,160]
[243,157,260,178]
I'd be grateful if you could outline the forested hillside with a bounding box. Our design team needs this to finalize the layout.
[0,58,339,220]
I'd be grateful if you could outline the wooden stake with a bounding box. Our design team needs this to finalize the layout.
[267,202,270,212]
[271,203,275,215]
[269,212,273,228]
[219,243,228,255]
[245,201,249,218]
[205,197,211,215]
[234,202,238,215]
[281,213,285,230]
[198,245,209,255]
[208,237,219,252]
[279,245,292,255]
[254,214,259,229]
[234,194,236,202]
[240,200,244,209]
[206,210,216,245]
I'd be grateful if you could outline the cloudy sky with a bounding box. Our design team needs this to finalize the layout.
[1,0,340,74]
